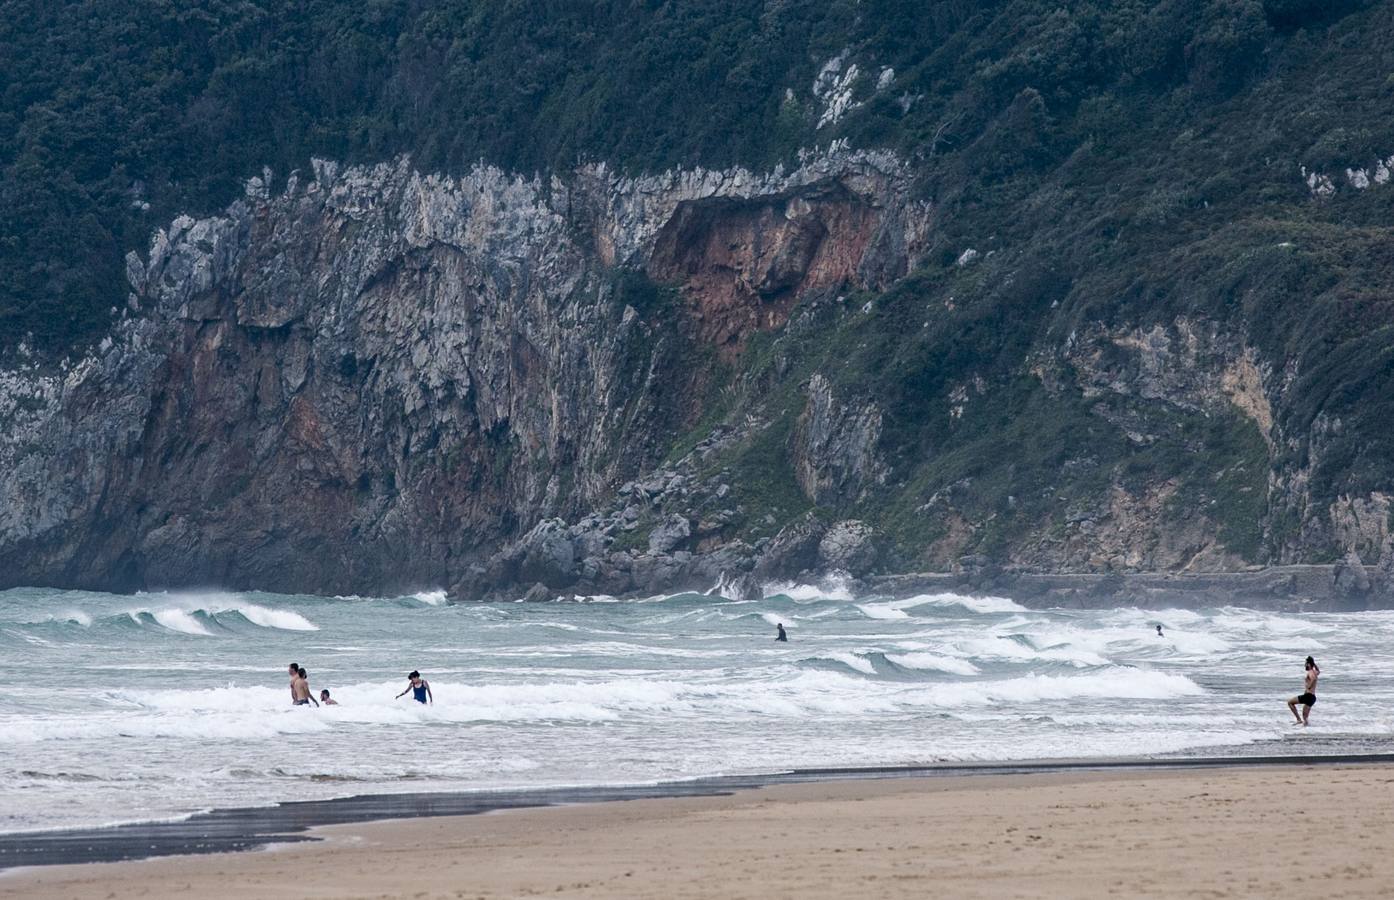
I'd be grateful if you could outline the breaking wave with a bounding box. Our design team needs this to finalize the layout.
[14,601,318,635]
[4,583,1384,835]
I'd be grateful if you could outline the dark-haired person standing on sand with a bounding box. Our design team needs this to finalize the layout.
[396,670,432,704]
[1287,656,1320,726]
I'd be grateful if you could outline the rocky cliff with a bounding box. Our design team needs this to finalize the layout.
[5,2,1394,606]
[0,149,930,596]
[3,140,1393,606]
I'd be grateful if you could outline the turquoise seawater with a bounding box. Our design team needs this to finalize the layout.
[3,583,1393,832]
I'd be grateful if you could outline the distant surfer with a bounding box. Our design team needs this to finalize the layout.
[290,664,318,707]
[320,689,338,706]
[1287,656,1320,726]
[775,623,788,642]
[397,670,432,704]
[1156,625,1164,637]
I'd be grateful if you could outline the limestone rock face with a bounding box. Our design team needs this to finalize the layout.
[648,514,692,554]
[0,149,924,597]
[790,374,888,505]
[1333,548,1372,598]
[817,520,877,574]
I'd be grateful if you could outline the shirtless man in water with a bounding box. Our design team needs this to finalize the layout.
[289,663,318,707]
[1287,656,1320,726]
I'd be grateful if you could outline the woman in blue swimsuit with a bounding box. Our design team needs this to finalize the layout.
[396,670,433,705]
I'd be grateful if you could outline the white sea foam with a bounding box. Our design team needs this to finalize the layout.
[707,573,747,601]
[119,602,318,634]
[411,590,448,606]
[2,664,1200,748]
[146,608,213,636]
[957,636,1111,667]
[856,603,910,620]
[896,593,1028,614]
[812,652,878,675]
[4,584,1391,835]
[763,573,856,602]
[928,668,1203,706]
[25,610,95,627]
[217,603,318,631]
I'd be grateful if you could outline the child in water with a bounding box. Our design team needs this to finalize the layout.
[396,670,433,704]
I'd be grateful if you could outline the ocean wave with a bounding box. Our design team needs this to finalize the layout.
[956,635,1112,667]
[853,592,1026,621]
[896,593,1028,615]
[802,652,878,675]
[16,600,319,635]
[218,603,318,631]
[29,610,95,627]
[139,608,213,636]
[883,652,980,676]
[763,573,856,603]
[927,668,1203,706]
[0,664,1203,748]
[802,650,980,679]
[856,603,910,620]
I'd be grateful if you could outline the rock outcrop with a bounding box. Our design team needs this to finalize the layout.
[3,148,1393,604]
[0,149,925,596]
[790,375,887,505]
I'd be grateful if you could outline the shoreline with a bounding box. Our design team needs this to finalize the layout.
[4,751,1393,872]
[8,762,1394,898]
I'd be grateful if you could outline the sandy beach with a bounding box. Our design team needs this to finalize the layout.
[6,763,1393,899]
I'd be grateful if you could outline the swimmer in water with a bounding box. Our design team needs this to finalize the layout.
[290,664,317,707]
[396,670,432,704]
[320,689,338,706]
[1156,625,1164,637]
[775,623,788,642]
[1287,656,1319,726]
[297,666,320,707]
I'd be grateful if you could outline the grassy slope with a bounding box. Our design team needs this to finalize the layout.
[3,0,1391,567]
[669,0,1394,567]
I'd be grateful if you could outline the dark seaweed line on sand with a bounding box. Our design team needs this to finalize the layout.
[3,753,1393,871]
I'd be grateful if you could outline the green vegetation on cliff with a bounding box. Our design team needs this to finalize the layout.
[3,0,1392,572]
[1,0,1382,357]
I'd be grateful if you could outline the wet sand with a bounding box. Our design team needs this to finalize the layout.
[6,764,1393,898]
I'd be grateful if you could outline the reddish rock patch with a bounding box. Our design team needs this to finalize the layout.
[647,182,880,355]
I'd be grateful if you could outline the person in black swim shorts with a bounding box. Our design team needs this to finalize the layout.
[1287,656,1319,726]
[294,666,320,707]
